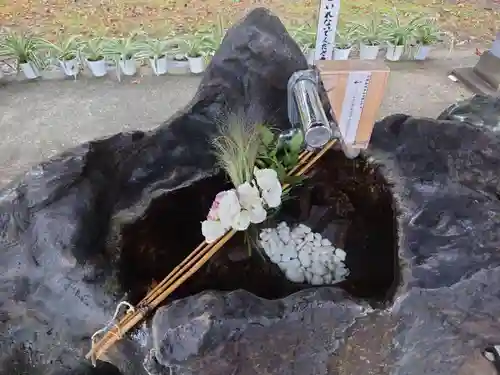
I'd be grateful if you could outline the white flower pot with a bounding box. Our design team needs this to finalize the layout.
[187,56,205,74]
[149,56,168,75]
[359,44,380,60]
[20,62,40,79]
[385,44,405,61]
[333,47,352,60]
[86,59,107,77]
[414,45,432,61]
[307,48,316,65]
[168,57,190,75]
[119,58,137,76]
[59,58,79,77]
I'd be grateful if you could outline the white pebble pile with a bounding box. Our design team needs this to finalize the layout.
[259,222,349,285]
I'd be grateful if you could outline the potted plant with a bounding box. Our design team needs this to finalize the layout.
[413,19,442,60]
[0,30,43,79]
[38,34,82,78]
[290,23,316,64]
[136,37,181,76]
[198,14,227,64]
[186,35,205,74]
[102,33,141,78]
[333,23,358,60]
[380,11,419,61]
[351,13,384,60]
[81,37,107,77]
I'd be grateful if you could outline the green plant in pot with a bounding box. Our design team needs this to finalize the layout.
[38,34,82,78]
[102,33,142,79]
[289,23,316,64]
[81,37,107,77]
[333,23,358,60]
[136,37,182,76]
[186,35,206,74]
[199,14,227,60]
[0,30,43,79]
[380,10,419,61]
[413,19,442,60]
[350,12,384,60]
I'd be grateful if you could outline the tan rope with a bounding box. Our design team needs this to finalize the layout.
[89,301,135,366]
[86,140,337,363]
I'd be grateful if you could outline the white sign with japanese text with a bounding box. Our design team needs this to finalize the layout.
[338,71,372,144]
[314,0,340,61]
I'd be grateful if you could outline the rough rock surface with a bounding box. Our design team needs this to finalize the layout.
[0,8,306,375]
[147,114,500,375]
[438,94,500,132]
[1,7,500,375]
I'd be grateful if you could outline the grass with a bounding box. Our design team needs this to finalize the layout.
[0,0,498,41]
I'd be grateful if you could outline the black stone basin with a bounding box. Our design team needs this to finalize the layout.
[117,149,399,305]
[1,8,500,375]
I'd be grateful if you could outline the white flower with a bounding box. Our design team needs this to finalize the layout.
[248,204,267,223]
[217,189,241,229]
[254,167,282,208]
[236,182,267,224]
[201,219,227,243]
[231,209,251,231]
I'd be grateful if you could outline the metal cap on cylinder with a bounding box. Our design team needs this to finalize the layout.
[305,123,333,148]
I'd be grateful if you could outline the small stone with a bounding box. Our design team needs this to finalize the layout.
[318,252,331,264]
[313,239,322,247]
[268,239,278,256]
[260,240,270,254]
[269,251,281,264]
[281,245,297,262]
[285,267,305,283]
[321,238,332,247]
[302,225,311,234]
[293,226,305,237]
[305,233,314,243]
[296,241,307,251]
[269,231,280,244]
[298,251,312,268]
[314,233,322,241]
[311,274,323,285]
[302,244,312,253]
[259,231,269,241]
[278,222,287,229]
[278,229,291,244]
[336,265,349,279]
[283,258,301,269]
[311,262,327,276]
[335,248,347,262]
[323,273,333,284]
[305,269,314,282]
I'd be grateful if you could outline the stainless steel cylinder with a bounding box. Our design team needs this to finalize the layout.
[287,70,332,149]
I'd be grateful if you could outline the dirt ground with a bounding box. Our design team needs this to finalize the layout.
[0,0,498,41]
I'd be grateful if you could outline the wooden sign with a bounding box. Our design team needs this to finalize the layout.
[314,0,341,61]
[317,60,390,149]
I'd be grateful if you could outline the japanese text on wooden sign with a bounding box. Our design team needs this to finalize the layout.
[338,71,372,144]
[314,0,340,62]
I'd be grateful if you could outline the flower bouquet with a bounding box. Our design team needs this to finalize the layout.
[202,117,302,243]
